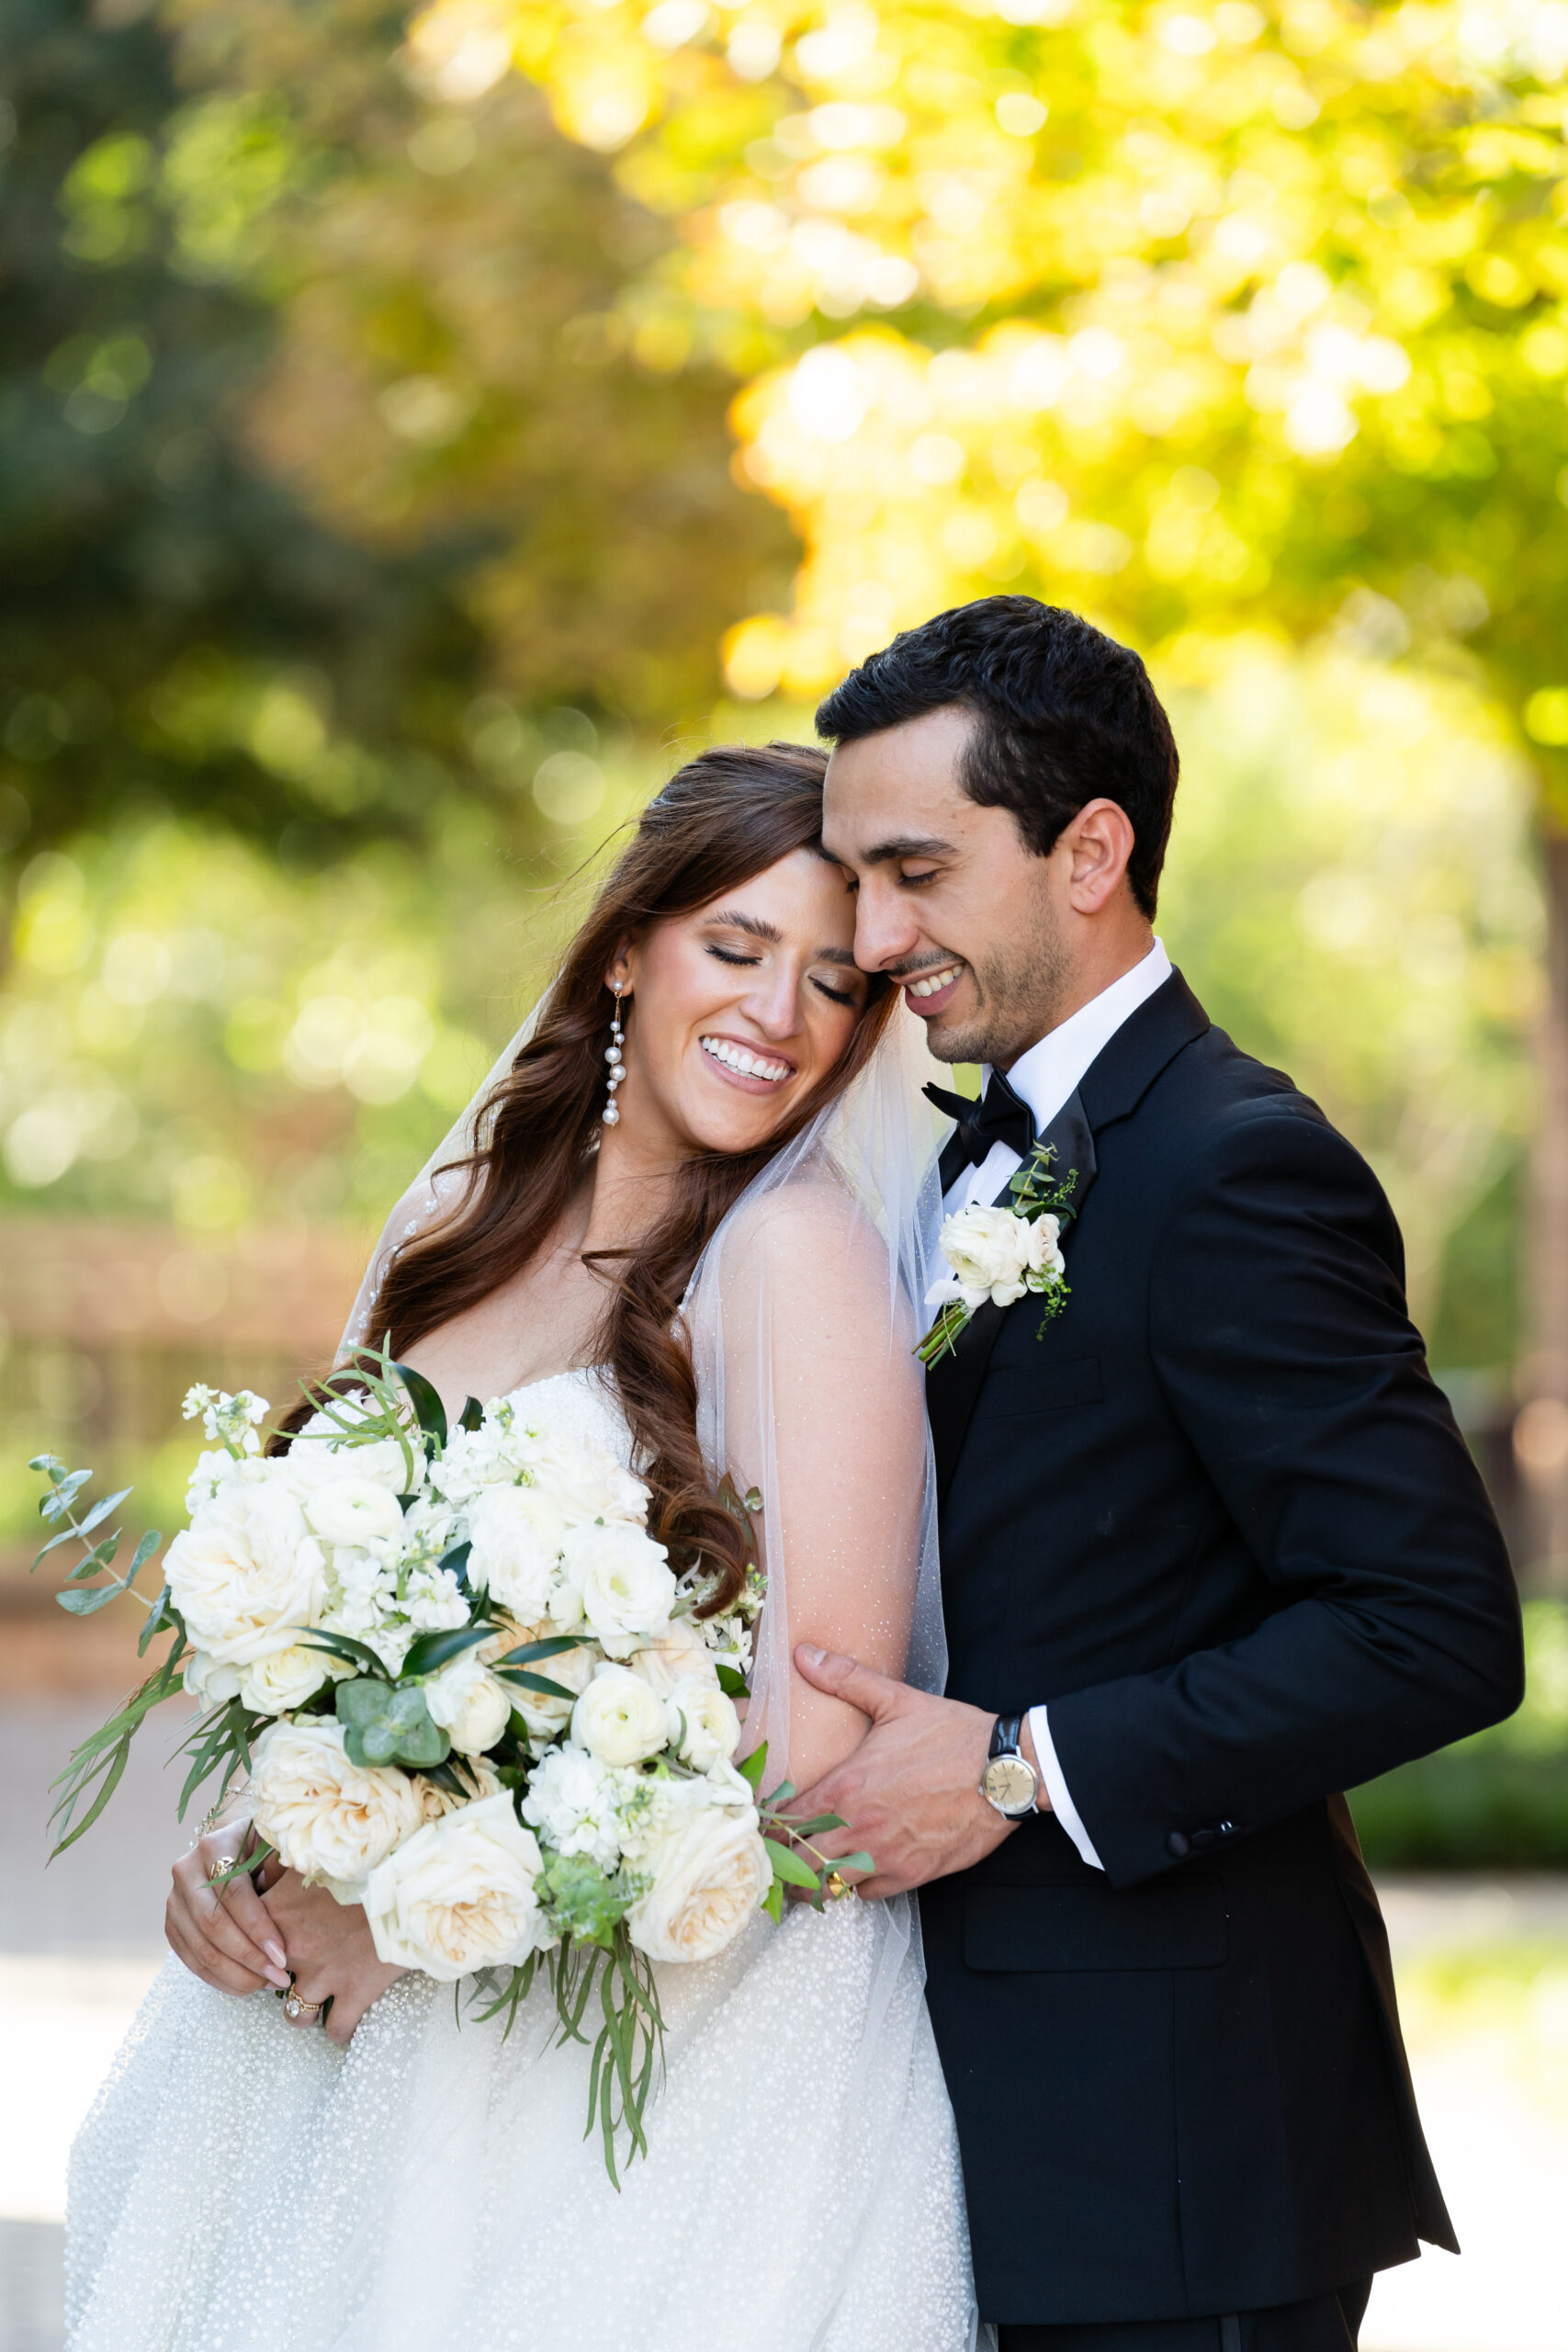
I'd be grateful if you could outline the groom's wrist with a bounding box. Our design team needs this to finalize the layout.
[1018,1713,1053,1814]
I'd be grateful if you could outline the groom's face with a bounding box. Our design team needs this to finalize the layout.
[821,706,1067,1069]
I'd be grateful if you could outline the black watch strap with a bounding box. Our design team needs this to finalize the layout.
[990,1713,1023,1760]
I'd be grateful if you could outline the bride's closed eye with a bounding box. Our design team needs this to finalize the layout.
[705,942,859,1008]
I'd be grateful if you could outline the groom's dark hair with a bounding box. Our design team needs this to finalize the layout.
[815,595,1179,918]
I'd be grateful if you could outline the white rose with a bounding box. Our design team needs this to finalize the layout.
[570,1663,671,1767]
[164,1484,327,1666]
[705,1755,761,1810]
[424,1651,512,1756]
[520,1745,625,1871]
[466,1484,568,1619]
[490,1617,597,1738]
[525,1429,649,1527]
[412,1756,502,1823]
[562,1521,676,1659]
[664,1677,741,1772]
[302,1479,406,1549]
[927,1204,1040,1313]
[279,1404,420,1501]
[238,1639,344,1716]
[626,1619,719,1700]
[365,1793,550,1982]
[248,1717,423,1898]
[627,1804,771,1964]
[184,1649,242,1711]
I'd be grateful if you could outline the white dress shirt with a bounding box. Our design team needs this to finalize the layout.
[942,937,1172,1871]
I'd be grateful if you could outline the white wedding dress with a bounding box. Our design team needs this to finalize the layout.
[66,1368,981,2352]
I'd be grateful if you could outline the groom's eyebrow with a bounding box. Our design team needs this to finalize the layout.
[859,833,954,865]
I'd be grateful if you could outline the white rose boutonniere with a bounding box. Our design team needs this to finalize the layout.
[919,1139,1078,1365]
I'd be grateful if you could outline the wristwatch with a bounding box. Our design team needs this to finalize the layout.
[979,1713,1039,1817]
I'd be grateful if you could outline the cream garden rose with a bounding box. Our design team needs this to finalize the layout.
[627,1802,773,1964]
[664,1676,742,1772]
[248,1717,423,1898]
[571,1662,671,1766]
[412,1756,502,1824]
[365,1793,550,1981]
[164,1485,327,1666]
[626,1618,719,1699]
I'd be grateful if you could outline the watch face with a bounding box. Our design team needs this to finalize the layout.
[982,1755,1037,1816]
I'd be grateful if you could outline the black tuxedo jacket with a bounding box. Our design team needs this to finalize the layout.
[919,970,1524,2328]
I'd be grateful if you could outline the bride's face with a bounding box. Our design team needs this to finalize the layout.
[612,847,870,1159]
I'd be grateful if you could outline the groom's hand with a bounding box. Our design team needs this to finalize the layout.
[788,1646,1035,1896]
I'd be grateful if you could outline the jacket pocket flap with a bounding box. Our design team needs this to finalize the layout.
[963,1877,1229,1973]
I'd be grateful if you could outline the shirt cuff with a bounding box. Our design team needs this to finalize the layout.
[1029,1703,1104,1872]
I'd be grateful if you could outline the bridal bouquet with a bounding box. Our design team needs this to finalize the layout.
[32,1351,864,2180]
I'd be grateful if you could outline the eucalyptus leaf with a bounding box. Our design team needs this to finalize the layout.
[39,1469,92,1522]
[336,1678,450,1768]
[74,1487,132,1540]
[55,1584,124,1616]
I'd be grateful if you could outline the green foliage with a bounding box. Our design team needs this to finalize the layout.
[1351,1600,1568,1868]
[335,1674,451,1769]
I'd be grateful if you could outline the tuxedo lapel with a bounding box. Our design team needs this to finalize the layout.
[926,1088,1099,1502]
[925,971,1209,1504]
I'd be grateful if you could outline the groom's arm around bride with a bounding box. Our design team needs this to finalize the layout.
[795,595,1525,2351]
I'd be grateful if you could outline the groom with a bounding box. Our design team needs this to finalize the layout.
[793,596,1524,2352]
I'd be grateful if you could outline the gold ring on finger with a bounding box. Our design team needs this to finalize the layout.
[282,1987,322,2024]
[206,1860,230,1888]
[825,1871,855,1902]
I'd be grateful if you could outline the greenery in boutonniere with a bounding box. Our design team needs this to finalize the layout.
[918,1142,1080,1366]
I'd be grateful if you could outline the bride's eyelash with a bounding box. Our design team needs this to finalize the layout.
[707,941,857,1008]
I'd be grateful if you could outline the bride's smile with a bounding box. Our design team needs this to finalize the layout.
[604,844,874,1163]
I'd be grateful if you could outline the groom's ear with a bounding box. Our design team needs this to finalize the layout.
[1061,798,1136,916]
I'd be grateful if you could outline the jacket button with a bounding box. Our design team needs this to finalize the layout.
[1167,1830,1190,1859]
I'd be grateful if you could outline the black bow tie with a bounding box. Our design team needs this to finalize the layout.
[924,1069,1036,1173]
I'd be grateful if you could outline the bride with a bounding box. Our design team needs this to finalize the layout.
[67,741,981,2352]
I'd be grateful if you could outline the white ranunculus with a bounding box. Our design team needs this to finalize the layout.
[627,1803,771,1963]
[278,1404,420,1502]
[562,1521,676,1659]
[248,1717,423,1898]
[412,1756,502,1824]
[424,1651,512,1757]
[519,1745,625,1871]
[927,1204,1062,1315]
[705,1755,761,1810]
[664,1677,742,1772]
[571,1663,671,1767]
[466,1483,568,1619]
[164,1484,327,1666]
[302,1478,406,1549]
[184,1649,242,1711]
[525,1428,649,1527]
[365,1793,550,1981]
[626,1619,719,1700]
[237,1639,344,1716]
[490,1617,597,1738]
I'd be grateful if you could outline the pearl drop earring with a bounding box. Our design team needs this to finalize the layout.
[602,985,626,1127]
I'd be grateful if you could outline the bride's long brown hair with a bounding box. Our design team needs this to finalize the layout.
[301,743,893,1611]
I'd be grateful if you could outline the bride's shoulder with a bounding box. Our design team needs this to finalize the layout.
[722,1171,890,1291]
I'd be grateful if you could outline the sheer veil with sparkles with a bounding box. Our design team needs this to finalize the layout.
[340,989,951,1789]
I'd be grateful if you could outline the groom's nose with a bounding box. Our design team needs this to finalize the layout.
[852,876,925,974]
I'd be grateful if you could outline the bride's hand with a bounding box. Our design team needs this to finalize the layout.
[263,1871,408,2048]
[166,1819,293,1996]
